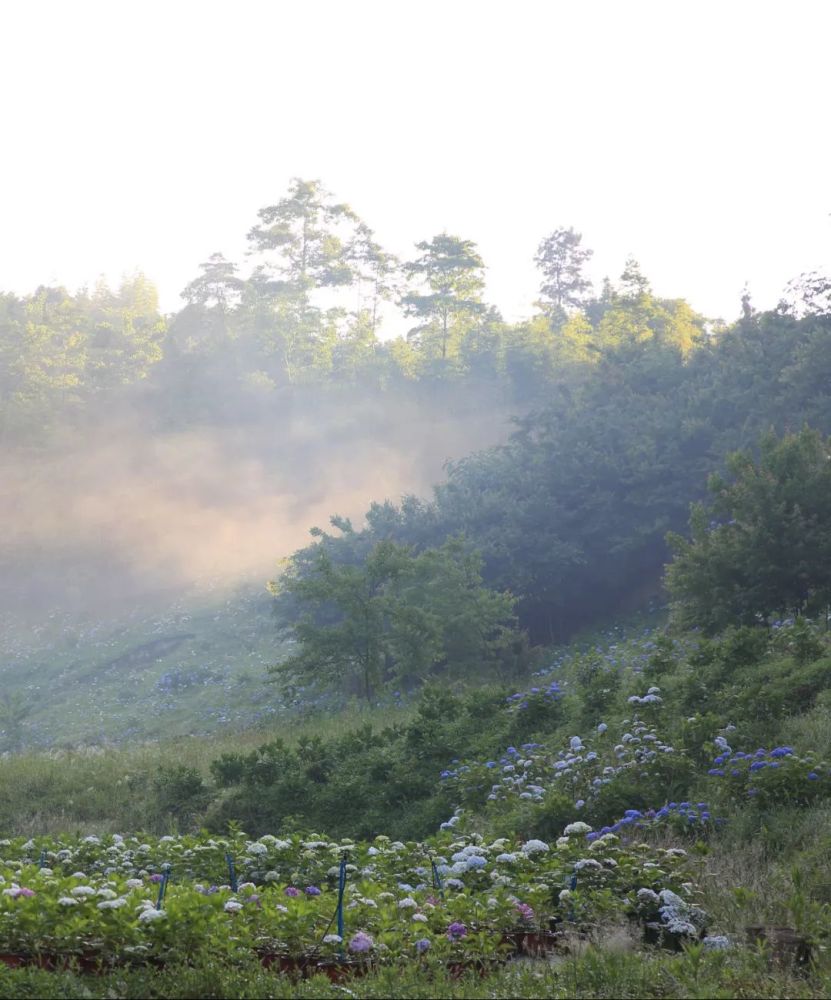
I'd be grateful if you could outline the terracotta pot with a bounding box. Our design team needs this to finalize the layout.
[315,960,369,983]
[500,931,526,955]
[746,926,812,966]
[259,953,312,978]
[521,931,563,956]
[446,959,494,980]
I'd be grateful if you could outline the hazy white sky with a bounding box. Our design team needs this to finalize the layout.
[2,0,828,324]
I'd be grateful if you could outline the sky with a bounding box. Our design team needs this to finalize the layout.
[1,0,829,325]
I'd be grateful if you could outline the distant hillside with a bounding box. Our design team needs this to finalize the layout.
[0,586,292,750]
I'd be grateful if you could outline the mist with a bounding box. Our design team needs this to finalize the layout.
[0,390,513,623]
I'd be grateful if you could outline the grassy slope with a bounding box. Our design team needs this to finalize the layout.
[0,585,298,749]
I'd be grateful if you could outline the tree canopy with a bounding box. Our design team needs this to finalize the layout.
[666,428,831,632]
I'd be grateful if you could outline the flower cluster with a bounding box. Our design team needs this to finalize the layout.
[705,741,830,808]
[0,824,706,964]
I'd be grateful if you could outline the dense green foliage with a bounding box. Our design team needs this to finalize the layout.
[667,429,831,631]
[277,304,831,646]
[271,536,521,701]
[197,618,831,843]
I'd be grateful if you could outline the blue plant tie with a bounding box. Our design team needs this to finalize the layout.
[225,851,238,892]
[336,853,347,956]
[156,864,171,910]
[431,858,444,898]
[568,872,577,922]
[39,850,47,869]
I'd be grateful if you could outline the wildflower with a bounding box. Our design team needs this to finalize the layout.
[348,931,374,953]
[447,921,467,940]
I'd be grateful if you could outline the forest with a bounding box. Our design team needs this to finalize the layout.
[2,178,831,999]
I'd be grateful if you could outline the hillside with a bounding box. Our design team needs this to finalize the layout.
[0,586,288,750]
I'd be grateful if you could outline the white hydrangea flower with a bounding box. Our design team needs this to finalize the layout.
[58,897,79,906]
[97,898,127,910]
[224,900,243,913]
[563,822,592,836]
[521,839,549,856]
[138,908,166,922]
[72,886,96,897]
[398,897,418,908]
[703,935,731,950]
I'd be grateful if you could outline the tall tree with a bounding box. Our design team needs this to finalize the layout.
[181,253,245,311]
[402,234,486,362]
[535,226,593,317]
[346,222,400,337]
[246,178,357,292]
